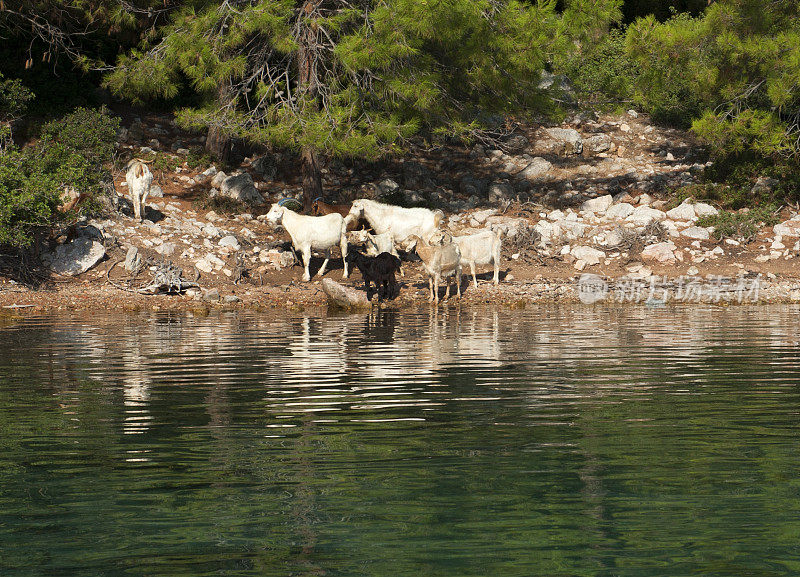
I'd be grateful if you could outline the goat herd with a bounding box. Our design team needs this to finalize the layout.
[268,198,502,303]
[125,159,501,304]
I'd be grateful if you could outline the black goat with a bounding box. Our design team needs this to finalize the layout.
[345,250,401,301]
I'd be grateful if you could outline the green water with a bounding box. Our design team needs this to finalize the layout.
[1,306,800,576]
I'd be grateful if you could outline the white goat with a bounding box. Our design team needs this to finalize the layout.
[345,199,444,244]
[125,159,153,222]
[453,230,502,288]
[348,229,404,276]
[408,231,461,303]
[266,203,348,282]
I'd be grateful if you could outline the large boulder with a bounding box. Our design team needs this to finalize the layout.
[666,202,697,221]
[606,202,635,220]
[43,233,106,276]
[583,134,612,155]
[581,194,613,214]
[693,202,718,218]
[322,278,370,309]
[543,127,583,156]
[628,205,667,226]
[571,245,605,266]
[220,173,265,206]
[517,157,552,181]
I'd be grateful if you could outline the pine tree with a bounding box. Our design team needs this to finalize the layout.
[106,0,618,210]
[626,0,800,160]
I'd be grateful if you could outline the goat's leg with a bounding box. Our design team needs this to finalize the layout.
[470,262,478,289]
[340,236,349,278]
[132,191,141,221]
[318,248,330,277]
[140,187,150,221]
[493,257,500,285]
[427,277,434,302]
[456,266,462,298]
[444,276,451,300]
[301,246,312,281]
[434,275,440,304]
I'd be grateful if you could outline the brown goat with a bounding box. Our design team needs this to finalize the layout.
[311,198,351,217]
[311,198,367,231]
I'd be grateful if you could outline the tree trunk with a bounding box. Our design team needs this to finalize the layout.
[205,125,231,164]
[205,81,233,163]
[298,0,324,213]
[301,147,323,213]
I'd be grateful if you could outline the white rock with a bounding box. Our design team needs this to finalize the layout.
[681,226,711,240]
[605,203,635,220]
[580,194,613,214]
[206,253,225,269]
[211,171,227,188]
[44,237,106,276]
[628,205,667,226]
[156,242,177,257]
[203,224,220,238]
[693,202,718,217]
[687,266,699,275]
[571,246,605,265]
[773,219,800,237]
[219,235,241,251]
[666,202,696,221]
[641,242,677,265]
[543,128,583,155]
[471,208,497,225]
[518,157,553,181]
[547,209,565,221]
[195,259,214,274]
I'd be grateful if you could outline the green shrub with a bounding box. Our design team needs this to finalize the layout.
[560,28,638,108]
[0,74,34,149]
[697,206,779,242]
[0,108,119,248]
[39,106,119,163]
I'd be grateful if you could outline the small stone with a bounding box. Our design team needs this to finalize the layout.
[571,245,605,266]
[687,266,699,276]
[219,235,241,251]
[202,288,221,302]
[641,242,677,265]
[681,226,711,240]
[195,259,213,274]
[124,246,141,272]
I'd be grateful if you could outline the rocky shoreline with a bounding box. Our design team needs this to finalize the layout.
[2,109,799,312]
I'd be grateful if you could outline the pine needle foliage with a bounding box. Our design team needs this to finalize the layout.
[626,0,800,160]
[105,0,591,161]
